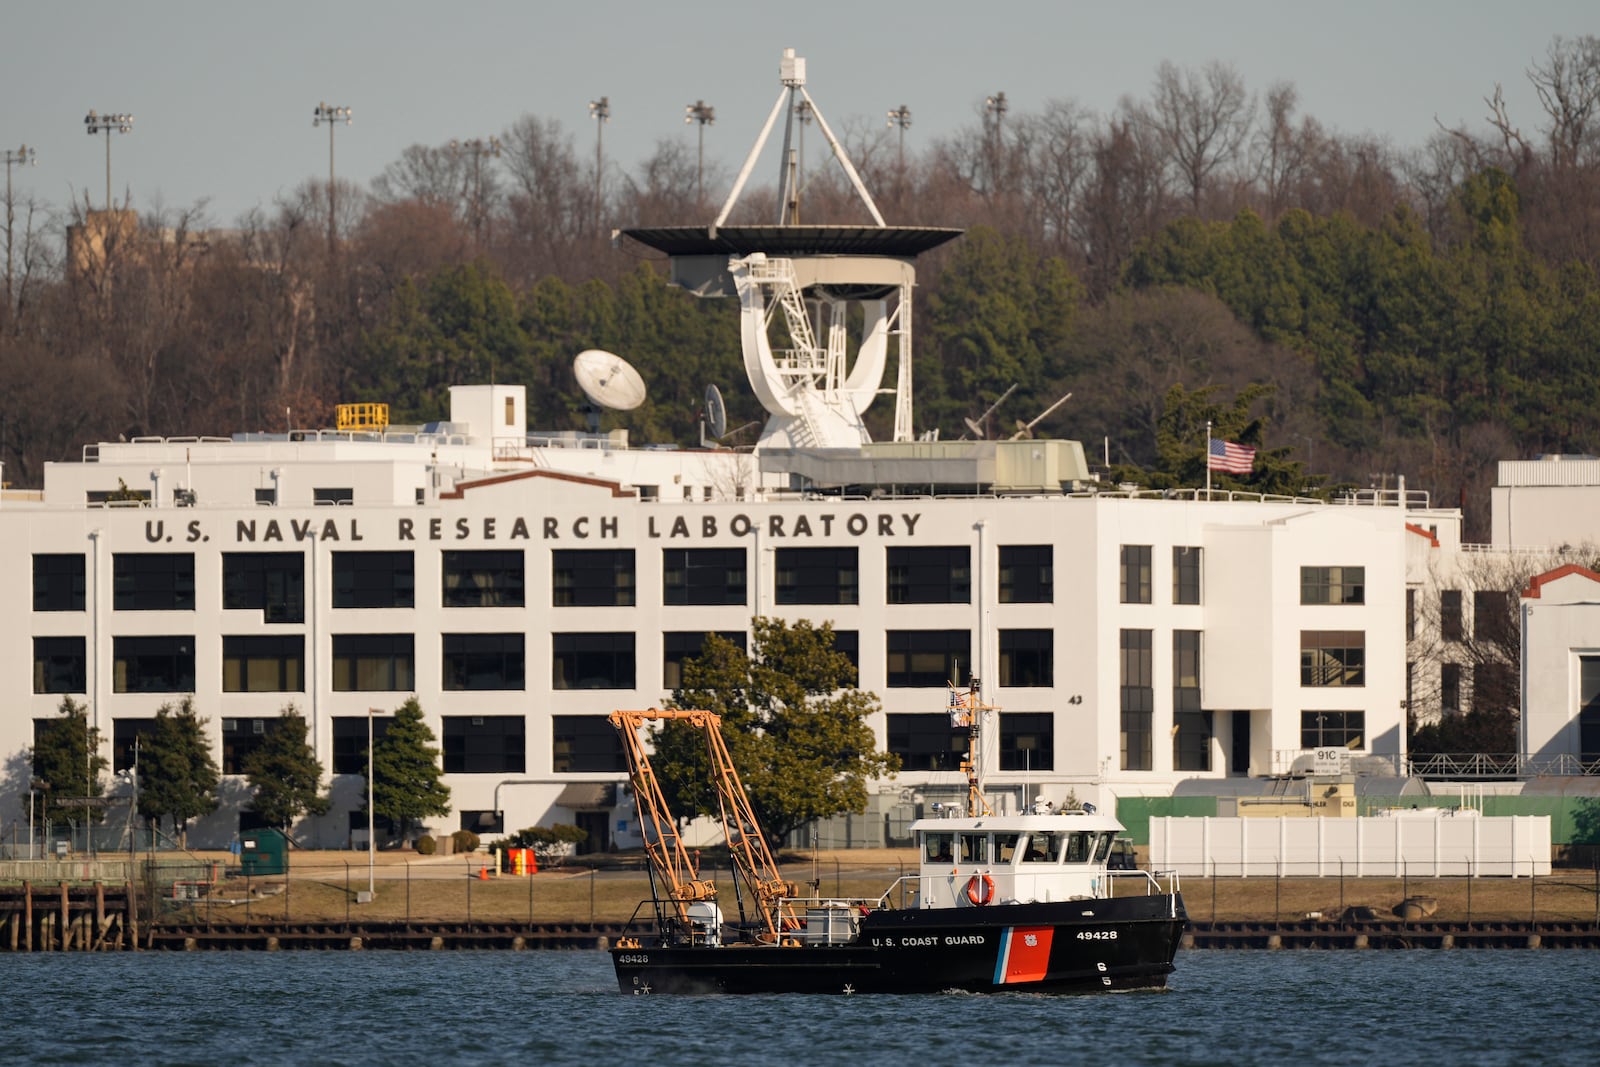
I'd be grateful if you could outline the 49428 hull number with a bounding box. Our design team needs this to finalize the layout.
[1076,930,1118,941]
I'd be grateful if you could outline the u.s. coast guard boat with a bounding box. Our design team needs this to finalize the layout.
[608,680,1186,995]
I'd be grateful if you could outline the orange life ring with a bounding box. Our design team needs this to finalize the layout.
[965,873,995,906]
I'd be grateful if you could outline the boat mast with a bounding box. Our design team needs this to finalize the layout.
[947,677,997,817]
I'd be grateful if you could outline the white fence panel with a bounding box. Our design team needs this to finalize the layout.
[1149,812,1551,877]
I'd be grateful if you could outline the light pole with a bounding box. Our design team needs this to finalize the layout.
[312,102,352,255]
[83,111,132,212]
[4,143,35,310]
[588,96,608,231]
[450,136,501,250]
[29,778,47,860]
[886,105,912,174]
[363,706,380,903]
[684,99,714,204]
[984,92,1007,191]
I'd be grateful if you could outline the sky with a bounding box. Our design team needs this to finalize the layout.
[3,0,1592,227]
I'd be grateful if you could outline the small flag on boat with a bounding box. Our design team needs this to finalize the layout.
[1207,438,1256,474]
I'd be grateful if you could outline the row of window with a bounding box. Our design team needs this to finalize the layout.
[85,705,1367,779]
[31,628,1057,694]
[36,626,1371,698]
[31,546,1061,617]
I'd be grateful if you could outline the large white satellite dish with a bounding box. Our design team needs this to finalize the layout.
[574,349,647,411]
[704,384,728,439]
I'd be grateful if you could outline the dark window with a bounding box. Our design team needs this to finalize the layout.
[331,634,415,691]
[1474,590,1510,642]
[553,633,636,690]
[998,630,1053,687]
[254,487,277,506]
[332,552,415,609]
[1301,566,1365,605]
[222,716,278,774]
[112,718,158,773]
[887,713,966,771]
[442,633,525,691]
[443,716,526,774]
[1301,631,1365,687]
[113,553,195,611]
[1442,662,1463,713]
[887,546,970,604]
[1174,711,1213,772]
[1120,629,1152,770]
[113,636,195,693]
[461,810,505,834]
[313,487,354,505]
[331,715,391,776]
[999,545,1052,604]
[553,715,628,772]
[33,554,86,612]
[1301,711,1365,750]
[663,548,747,606]
[222,553,305,623]
[1406,588,1416,642]
[552,549,635,607]
[1120,545,1151,604]
[222,635,305,693]
[1580,658,1600,759]
[443,550,525,608]
[1173,546,1201,605]
[775,547,859,605]
[663,631,747,691]
[831,630,859,687]
[999,712,1054,771]
[886,630,970,688]
[1173,630,1207,770]
[34,637,87,694]
[1440,590,1463,641]
[86,487,149,505]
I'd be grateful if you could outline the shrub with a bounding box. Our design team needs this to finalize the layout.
[451,829,480,854]
[504,823,588,867]
[414,834,437,855]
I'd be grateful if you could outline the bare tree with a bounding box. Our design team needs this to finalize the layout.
[1145,60,1256,216]
[1527,34,1600,169]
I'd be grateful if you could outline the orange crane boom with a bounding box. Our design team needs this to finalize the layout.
[610,708,799,943]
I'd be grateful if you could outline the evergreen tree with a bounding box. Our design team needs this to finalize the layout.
[653,617,898,846]
[364,697,451,841]
[26,696,108,824]
[243,704,329,834]
[136,696,220,847]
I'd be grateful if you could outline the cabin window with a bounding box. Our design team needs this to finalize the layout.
[1093,832,1117,863]
[958,833,988,864]
[1065,832,1093,863]
[995,833,1020,863]
[924,832,954,864]
[1023,832,1059,863]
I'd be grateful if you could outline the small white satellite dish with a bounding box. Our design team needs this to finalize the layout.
[704,384,728,439]
[573,349,647,411]
[962,417,987,440]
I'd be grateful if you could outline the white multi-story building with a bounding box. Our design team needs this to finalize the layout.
[2,381,1447,850]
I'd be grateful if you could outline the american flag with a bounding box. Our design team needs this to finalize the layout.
[1208,438,1256,474]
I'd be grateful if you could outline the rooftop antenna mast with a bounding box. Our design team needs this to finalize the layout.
[714,49,885,230]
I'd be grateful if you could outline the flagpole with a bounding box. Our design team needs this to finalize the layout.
[1205,420,1212,499]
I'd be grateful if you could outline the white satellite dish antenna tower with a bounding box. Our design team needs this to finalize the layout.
[574,349,646,433]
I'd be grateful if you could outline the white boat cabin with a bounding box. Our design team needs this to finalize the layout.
[912,809,1127,908]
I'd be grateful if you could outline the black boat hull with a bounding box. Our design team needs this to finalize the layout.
[611,893,1186,995]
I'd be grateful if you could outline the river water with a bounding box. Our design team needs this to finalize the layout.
[6,949,1593,1066]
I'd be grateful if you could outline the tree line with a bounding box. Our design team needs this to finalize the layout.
[1,37,1597,536]
[22,696,449,847]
